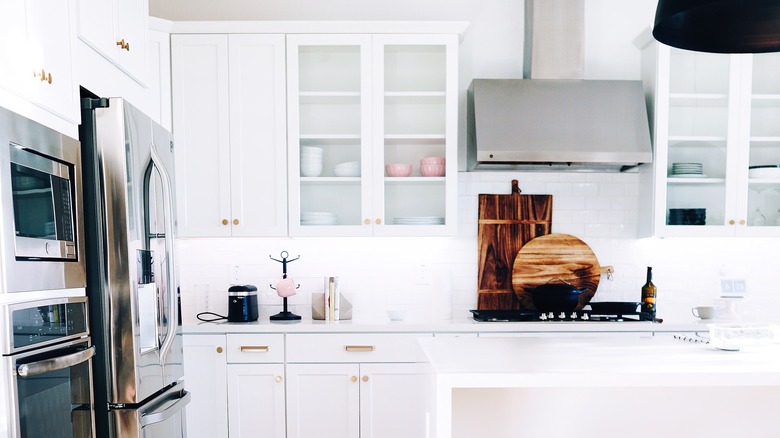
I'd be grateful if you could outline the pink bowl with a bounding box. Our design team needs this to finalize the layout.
[386,164,412,177]
[420,156,445,166]
[420,164,445,177]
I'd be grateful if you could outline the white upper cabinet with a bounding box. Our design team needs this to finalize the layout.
[0,0,77,124]
[171,34,288,237]
[287,33,458,237]
[638,32,780,237]
[76,0,148,83]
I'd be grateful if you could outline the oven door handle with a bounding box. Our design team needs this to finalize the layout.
[16,346,95,378]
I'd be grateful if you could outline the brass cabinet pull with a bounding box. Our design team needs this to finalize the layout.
[275,376,283,383]
[216,347,223,354]
[344,345,375,352]
[362,376,369,383]
[239,346,270,352]
[116,39,130,51]
[233,218,239,225]
[350,376,358,383]
[222,219,229,225]
[34,69,52,84]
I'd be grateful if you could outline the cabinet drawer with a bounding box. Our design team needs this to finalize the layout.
[286,333,432,363]
[226,334,285,363]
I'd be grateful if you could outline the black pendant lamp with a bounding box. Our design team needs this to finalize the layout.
[653,0,780,53]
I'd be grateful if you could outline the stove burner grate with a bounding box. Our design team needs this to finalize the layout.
[469,309,657,322]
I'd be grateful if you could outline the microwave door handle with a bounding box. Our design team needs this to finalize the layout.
[149,143,177,363]
[139,390,192,427]
[16,346,95,377]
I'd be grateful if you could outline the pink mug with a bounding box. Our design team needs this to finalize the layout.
[275,277,297,297]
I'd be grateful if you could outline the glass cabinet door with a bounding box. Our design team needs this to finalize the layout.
[660,47,740,236]
[287,35,372,236]
[372,35,457,237]
[742,52,780,234]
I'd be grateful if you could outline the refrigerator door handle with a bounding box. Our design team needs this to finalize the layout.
[149,142,178,364]
[139,389,191,427]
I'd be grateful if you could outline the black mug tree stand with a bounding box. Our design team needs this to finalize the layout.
[269,251,302,321]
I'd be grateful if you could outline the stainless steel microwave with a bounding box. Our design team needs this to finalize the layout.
[0,107,86,293]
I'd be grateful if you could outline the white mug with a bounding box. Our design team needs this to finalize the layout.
[692,306,716,320]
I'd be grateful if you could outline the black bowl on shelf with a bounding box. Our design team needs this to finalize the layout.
[668,208,706,225]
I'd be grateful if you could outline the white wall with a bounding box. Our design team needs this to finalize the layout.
[159,1,780,324]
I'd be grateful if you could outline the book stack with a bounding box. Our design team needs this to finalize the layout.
[324,276,340,321]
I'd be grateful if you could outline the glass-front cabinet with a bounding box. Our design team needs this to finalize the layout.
[287,34,458,237]
[638,30,780,237]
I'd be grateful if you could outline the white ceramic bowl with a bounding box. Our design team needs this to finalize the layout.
[385,164,412,177]
[334,161,360,177]
[300,162,323,177]
[748,165,780,179]
[386,309,406,321]
[301,146,323,155]
[420,164,445,177]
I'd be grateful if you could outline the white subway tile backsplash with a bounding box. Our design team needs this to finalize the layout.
[176,171,780,323]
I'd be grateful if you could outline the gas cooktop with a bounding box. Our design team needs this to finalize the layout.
[469,309,660,323]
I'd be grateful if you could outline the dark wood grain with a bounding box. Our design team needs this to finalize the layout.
[512,233,611,311]
[477,180,552,310]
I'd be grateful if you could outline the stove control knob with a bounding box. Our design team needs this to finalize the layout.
[570,312,578,319]
[539,313,547,320]
[558,312,566,320]
[582,313,590,321]
[547,312,555,319]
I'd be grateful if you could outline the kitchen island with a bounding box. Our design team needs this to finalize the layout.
[419,335,780,438]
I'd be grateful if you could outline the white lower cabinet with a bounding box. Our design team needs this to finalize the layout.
[285,333,434,438]
[226,334,286,438]
[182,334,229,438]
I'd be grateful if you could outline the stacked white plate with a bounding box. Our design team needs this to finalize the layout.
[301,146,324,177]
[671,162,704,177]
[301,211,337,225]
[393,216,445,225]
[334,161,360,177]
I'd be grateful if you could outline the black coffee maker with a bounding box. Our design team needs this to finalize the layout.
[227,284,259,322]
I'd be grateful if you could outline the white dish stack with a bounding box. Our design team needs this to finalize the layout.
[670,162,704,177]
[334,161,360,177]
[393,216,445,225]
[301,211,337,225]
[301,146,324,177]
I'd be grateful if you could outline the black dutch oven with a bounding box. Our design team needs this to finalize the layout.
[526,281,588,312]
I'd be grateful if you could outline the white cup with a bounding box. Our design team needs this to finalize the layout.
[692,306,716,320]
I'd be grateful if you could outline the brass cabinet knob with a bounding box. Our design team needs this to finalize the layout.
[375,218,381,225]
[275,376,283,383]
[216,347,223,354]
[233,218,239,225]
[351,376,358,383]
[364,218,370,225]
[362,376,369,383]
[739,219,746,225]
[34,69,52,84]
[116,39,130,51]
[729,219,735,225]
[222,219,229,225]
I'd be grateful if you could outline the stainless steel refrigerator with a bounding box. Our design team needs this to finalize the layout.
[79,95,190,438]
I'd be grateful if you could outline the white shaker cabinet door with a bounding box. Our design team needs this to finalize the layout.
[360,363,432,438]
[182,335,229,438]
[286,363,360,438]
[171,34,232,237]
[227,363,286,438]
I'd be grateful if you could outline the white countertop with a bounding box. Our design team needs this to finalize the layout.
[418,335,780,387]
[181,314,709,334]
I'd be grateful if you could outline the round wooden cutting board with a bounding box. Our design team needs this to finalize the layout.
[511,233,613,310]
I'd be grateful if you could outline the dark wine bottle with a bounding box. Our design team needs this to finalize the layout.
[641,266,656,316]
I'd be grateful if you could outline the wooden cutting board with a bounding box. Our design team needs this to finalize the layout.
[477,180,552,310]
[511,233,614,311]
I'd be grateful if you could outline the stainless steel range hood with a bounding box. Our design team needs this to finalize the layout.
[466,78,653,172]
[465,0,653,172]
